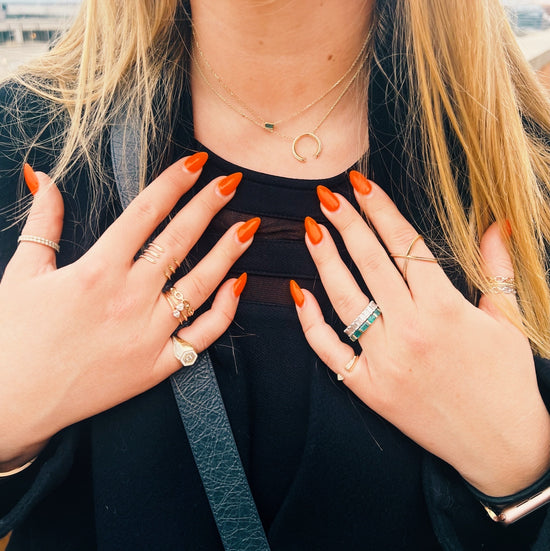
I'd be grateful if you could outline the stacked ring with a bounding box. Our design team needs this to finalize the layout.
[487,276,516,295]
[344,300,382,342]
[163,258,181,280]
[139,242,164,264]
[164,287,194,323]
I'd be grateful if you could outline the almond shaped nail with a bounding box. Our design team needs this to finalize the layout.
[218,172,243,196]
[349,170,372,195]
[23,163,39,195]
[233,272,247,297]
[237,217,261,243]
[183,151,208,173]
[317,185,339,212]
[304,216,323,245]
[290,280,305,308]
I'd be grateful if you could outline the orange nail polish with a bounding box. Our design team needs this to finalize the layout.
[317,185,340,212]
[237,217,261,243]
[290,280,305,308]
[304,216,323,245]
[183,152,208,172]
[218,172,243,196]
[349,170,372,195]
[504,219,512,237]
[233,272,247,297]
[23,163,39,195]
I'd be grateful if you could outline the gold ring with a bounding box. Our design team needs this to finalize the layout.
[172,335,198,367]
[164,287,194,324]
[139,242,165,264]
[337,355,359,381]
[390,235,438,281]
[18,234,60,253]
[487,276,516,295]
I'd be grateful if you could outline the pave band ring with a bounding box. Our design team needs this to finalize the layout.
[164,287,194,323]
[390,235,438,281]
[487,276,516,295]
[344,300,382,342]
[172,335,198,367]
[18,234,60,253]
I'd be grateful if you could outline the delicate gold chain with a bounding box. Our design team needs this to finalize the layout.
[192,27,373,161]
[192,28,370,134]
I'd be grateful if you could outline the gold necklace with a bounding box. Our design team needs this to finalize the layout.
[192,30,372,162]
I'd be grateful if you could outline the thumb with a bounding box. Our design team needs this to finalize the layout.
[478,220,519,321]
[5,164,64,281]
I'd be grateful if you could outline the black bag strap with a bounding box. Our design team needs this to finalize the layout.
[110,121,270,551]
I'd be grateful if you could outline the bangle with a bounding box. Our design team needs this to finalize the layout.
[0,456,37,478]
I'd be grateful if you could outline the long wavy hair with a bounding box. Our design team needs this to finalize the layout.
[9,0,550,356]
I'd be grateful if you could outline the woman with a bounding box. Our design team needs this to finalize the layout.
[1,0,550,548]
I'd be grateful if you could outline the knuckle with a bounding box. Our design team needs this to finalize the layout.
[337,294,365,320]
[132,197,162,225]
[399,323,430,356]
[161,226,190,254]
[391,227,418,251]
[76,257,108,290]
[185,274,212,303]
[356,249,385,273]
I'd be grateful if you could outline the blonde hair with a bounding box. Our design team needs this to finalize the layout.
[9,0,550,355]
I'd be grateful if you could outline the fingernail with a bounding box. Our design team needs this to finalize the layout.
[290,280,305,307]
[183,152,208,172]
[233,272,247,297]
[317,185,339,212]
[305,216,323,245]
[23,163,39,195]
[218,172,243,196]
[504,219,512,237]
[237,217,261,243]
[349,170,372,195]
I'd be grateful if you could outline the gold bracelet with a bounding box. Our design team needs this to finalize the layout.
[0,456,37,478]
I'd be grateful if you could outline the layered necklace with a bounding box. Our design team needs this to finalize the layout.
[192,29,372,162]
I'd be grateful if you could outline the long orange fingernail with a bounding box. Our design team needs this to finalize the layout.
[23,163,39,195]
[237,217,261,243]
[233,272,247,297]
[290,280,305,307]
[183,151,208,172]
[317,185,339,212]
[305,216,323,245]
[218,172,243,196]
[349,170,372,195]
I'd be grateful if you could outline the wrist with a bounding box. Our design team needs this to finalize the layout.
[0,439,49,474]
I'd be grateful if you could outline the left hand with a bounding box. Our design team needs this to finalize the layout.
[294,171,550,497]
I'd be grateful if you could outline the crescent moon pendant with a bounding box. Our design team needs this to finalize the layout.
[292,132,322,162]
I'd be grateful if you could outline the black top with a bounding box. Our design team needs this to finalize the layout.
[1,42,550,546]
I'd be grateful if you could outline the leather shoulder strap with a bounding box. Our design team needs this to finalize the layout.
[110,120,270,551]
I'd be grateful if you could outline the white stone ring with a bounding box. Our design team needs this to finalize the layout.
[171,335,198,367]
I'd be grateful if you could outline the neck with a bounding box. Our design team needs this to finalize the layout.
[190,0,374,177]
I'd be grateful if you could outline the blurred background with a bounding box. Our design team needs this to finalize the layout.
[0,1,550,82]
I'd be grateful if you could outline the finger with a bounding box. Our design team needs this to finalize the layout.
[346,172,455,299]
[314,185,411,313]
[478,221,519,321]
[133,172,242,287]
[152,276,244,381]
[293,286,372,390]
[93,152,209,264]
[151,218,259,330]
[4,165,64,282]
[303,216,385,334]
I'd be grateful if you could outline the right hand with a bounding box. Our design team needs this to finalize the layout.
[0,154,256,469]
